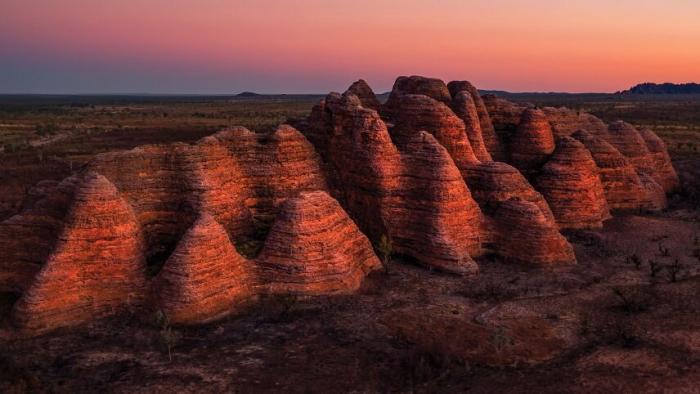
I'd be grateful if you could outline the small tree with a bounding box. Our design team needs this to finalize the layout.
[154,310,179,362]
[377,234,393,274]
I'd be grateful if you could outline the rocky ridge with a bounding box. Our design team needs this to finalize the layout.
[0,75,679,335]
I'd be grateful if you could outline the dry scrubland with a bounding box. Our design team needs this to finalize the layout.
[1,93,699,392]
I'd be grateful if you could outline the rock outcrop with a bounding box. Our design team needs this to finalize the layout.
[493,198,575,264]
[346,79,381,111]
[305,91,482,275]
[447,81,504,161]
[509,109,556,176]
[464,162,555,224]
[450,91,493,162]
[389,94,480,170]
[152,213,253,325]
[12,173,147,333]
[2,75,681,336]
[385,75,452,111]
[638,128,680,193]
[0,176,79,292]
[257,191,381,294]
[571,130,648,211]
[542,107,608,138]
[536,137,611,230]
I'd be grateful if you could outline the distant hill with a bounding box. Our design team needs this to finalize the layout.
[621,82,700,95]
[235,91,263,98]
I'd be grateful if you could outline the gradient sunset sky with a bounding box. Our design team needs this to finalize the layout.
[1,0,698,94]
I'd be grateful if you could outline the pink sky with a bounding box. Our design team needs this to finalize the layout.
[1,0,699,93]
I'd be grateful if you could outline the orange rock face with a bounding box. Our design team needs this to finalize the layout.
[151,213,253,325]
[536,137,611,230]
[638,128,680,193]
[0,176,79,292]
[389,94,480,170]
[12,172,147,334]
[465,162,555,224]
[450,91,493,162]
[3,75,682,335]
[257,191,381,294]
[447,81,504,161]
[542,107,609,138]
[509,109,556,176]
[346,79,381,111]
[604,121,651,166]
[305,91,482,275]
[571,130,648,211]
[384,75,452,112]
[493,198,575,264]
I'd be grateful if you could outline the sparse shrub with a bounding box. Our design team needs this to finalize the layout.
[35,122,59,136]
[648,259,663,279]
[578,313,592,336]
[611,323,638,349]
[376,234,393,274]
[692,248,700,262]
[235,240,262,259]
[625,253,643,270]
[491,325,514,351]
[667,259,682,282]
[611,287,651,313]
[276,294,298,317]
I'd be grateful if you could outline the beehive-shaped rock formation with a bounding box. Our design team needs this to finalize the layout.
[1,74,682,336]
[346,79,381,111]
[305,91,482,275]
[638,128,680,193]
[12,172,146,333]
[152,213,253,325]
[536,137,611,229]
[605,121,652,168]
[571,130,648,211]
[493,198,575,264]
[450,91,493,162]
[447,81,504,161]
[257,191,381,294]
[384,75,452,112]
[542,107,608,138]
[464,162,555,224]
[0,176,80,292]
[509,109,556,175]
[389,94,480,170]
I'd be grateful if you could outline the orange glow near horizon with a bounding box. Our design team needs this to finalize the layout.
[1,0,699,93]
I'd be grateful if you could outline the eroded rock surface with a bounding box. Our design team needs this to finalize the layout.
[537,137,611,229]
[12,173,147,334]
[0,75,681,336]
